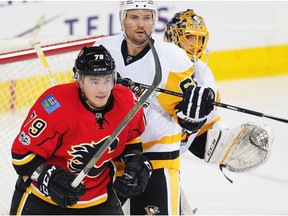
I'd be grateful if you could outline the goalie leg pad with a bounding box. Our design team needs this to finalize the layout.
[204,123,274,172]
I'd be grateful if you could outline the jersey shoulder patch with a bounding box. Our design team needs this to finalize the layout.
[41,94,61,114]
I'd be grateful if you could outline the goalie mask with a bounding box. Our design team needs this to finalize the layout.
[164,9,209,61]
[73,45,116,86]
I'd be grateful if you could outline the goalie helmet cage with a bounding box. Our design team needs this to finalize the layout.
[0,35,103,214]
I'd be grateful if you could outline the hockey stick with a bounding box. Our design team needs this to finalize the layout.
[212,101,288,123]
[117,78,288,124]
[30,39,56,86]
[71,32,162,187]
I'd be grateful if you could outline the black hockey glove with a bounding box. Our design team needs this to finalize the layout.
[113,155,152,198]
[175,85,215,132]
[37,165,86,208]
[117,77,142,96]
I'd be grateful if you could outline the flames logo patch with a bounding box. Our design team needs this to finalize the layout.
[68,137,119,178]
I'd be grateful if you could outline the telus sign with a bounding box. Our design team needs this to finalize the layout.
[64,7,170,36]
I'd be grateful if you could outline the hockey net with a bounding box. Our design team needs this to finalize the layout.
[0,35,104,214]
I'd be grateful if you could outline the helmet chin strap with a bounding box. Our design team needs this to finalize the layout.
[125,35,149,48]
[79,89,105,111]
[122,26,152,48]
[86,98,103,111]
[123,31,151,48]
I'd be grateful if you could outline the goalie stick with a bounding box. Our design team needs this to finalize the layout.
[118,78,288,124]
[71,31,162,188]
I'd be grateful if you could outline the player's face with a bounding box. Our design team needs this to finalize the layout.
[179,35,204,56]
[80,74,114,108]
[123,9,154,45]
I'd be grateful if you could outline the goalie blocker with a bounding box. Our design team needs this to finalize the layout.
[204,122,274,172]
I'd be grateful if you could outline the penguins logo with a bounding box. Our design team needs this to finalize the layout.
[144,205,160,215]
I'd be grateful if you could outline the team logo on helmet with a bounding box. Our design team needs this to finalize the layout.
[74,45,116,79]
[164,9,209,61]
[188,15,204,29]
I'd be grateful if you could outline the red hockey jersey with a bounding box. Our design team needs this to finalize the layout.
[11,82,145,208]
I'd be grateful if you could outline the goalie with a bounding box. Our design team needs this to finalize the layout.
[164,8,274,173]
[164,9,274,215]
[164,9,274,214]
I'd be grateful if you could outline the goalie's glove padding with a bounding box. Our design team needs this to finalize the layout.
[176,85,215,132]
[204,123,274,172]
[37,165,86,208]
[113,155,152,198]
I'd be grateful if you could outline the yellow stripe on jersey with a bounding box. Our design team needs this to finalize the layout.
[150,157,180,171]
[126,137,142,145]
[16,188,30,215]
[157,68,195,116]
[12,153,36,166]
[215,90,220,103]
[29,184,108,208]
[142,133,181,150]
[167,168,180,216]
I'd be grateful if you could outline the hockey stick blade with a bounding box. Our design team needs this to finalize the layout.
[71,31,162,188]
[117,78,288,124]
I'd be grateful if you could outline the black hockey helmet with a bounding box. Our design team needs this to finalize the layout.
[73,45,116,82]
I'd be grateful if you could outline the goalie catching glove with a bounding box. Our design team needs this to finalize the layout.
[176,85,215,132]
[113,155,152,198]
[204,122,274,172]
[36,165,86,208]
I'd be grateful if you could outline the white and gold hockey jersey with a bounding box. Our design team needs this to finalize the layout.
[180,59,229,154]
[94,34,194,171]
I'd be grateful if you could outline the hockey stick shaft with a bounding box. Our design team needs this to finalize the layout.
[215,102,288,123]
[71,32,162,188]
[118,78,288,124]
[118,78,182,97]
[30,39,56,86]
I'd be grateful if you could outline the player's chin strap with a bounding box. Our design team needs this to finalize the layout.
[123,29,151,48]
[126,37,149,48]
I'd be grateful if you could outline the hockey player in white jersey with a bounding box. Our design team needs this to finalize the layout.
[164,9,274,214]
[94,1,216,215]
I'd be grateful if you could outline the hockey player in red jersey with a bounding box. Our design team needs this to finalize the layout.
[10,45,152,215]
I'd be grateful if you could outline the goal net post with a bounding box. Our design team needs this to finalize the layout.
[0,35,103,214]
